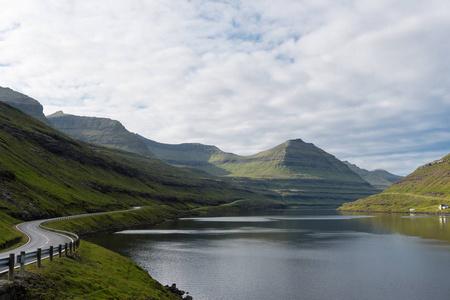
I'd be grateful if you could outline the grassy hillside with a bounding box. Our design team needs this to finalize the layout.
[46,110,379,205]
[0,101,278,248]
[144,138,369,180]
[339,154,450,213]
[212,139,367,180]
[14,241,179,299]
[146,139,378,205]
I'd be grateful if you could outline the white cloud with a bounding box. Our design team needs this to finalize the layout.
[0,0,449,175]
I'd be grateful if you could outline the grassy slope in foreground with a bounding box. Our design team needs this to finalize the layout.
[15,241,179,300]
[339,154,450,213]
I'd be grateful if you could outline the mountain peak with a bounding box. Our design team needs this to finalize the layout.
[47,110,67,117]
[288,138,305,143]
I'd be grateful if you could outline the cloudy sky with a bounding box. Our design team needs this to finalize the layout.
[1,0,449,175]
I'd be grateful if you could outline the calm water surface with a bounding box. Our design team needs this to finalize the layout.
[89,210,450,300]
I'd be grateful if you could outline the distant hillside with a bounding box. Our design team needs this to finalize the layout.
[48,112,379,205]
[339,154,450,213]
[47,111,154,157]
[141,138,380,205]
[141,138,232,175]
[0,86,52,126]
[343,161,402,190]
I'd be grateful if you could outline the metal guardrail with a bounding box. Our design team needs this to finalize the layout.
[0,258,9,268]
[1,237,80,280]
[1,207,142,280]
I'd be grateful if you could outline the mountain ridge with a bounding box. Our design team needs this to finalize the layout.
[2,86,380,205]
[343,161,402,189]
[48,113,379,204]
[47,111,154,157]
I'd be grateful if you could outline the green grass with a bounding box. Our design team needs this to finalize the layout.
[0,211,25,251]
[338,193,449,213]
[44,206,183,237]
[339,154,450,213]
[0,101,274,220]
[22,241,178,300]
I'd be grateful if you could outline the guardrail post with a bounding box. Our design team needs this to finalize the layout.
[8,253,14,281]
[50,246,54,261]
[59,244,62,258]
[20,251,25,276]
[37,248,42,268]
[64,243,68,257]
[69,242,73,255]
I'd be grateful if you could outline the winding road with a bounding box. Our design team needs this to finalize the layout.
[0,207,142,273]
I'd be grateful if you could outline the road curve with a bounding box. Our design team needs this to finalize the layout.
[0,207,142,272]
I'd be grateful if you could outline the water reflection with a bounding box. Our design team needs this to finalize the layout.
[89,209,450,300]
[340,211,450,243]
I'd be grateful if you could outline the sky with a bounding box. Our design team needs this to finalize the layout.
[0,0,449,176]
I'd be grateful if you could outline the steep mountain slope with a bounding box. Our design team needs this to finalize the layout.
[0,101,276,222]
[0,86,52,126]
[47,111,153,157]
[343,161,402,190]
[215,139,367,180]
[339,154,450,212]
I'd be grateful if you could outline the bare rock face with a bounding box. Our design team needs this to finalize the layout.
[0,86,52,127]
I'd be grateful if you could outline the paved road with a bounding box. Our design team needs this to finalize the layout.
[0,207,142,273]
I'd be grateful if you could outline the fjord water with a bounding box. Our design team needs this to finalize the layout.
[89,210,450,300]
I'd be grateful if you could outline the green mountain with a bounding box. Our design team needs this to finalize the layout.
[45,109,379,206]
[138,138,380,205]
[47,111,154,157]
[0,101,277,222]
[339,154,450,213]
[0,101,282,297]
[343,161,402,190]
[0,86,53,126]
[147,138,366,180]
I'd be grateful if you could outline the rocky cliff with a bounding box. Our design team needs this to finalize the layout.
[0,86,52,126]
[47,111,154,157]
